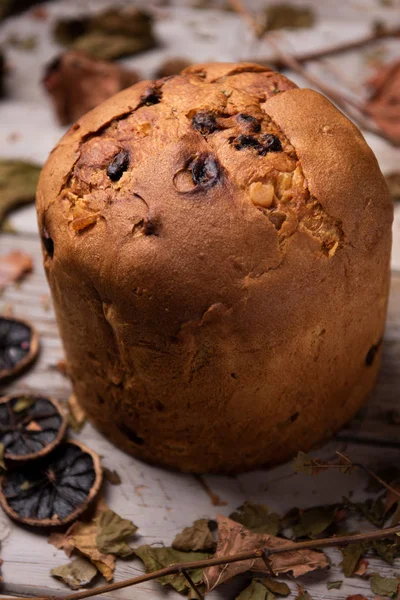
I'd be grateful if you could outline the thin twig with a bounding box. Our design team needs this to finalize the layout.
[54,525,400,600]
[248,26,400,69]
[180,569,205,600]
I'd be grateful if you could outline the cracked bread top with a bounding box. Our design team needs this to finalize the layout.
[37,61,392,335]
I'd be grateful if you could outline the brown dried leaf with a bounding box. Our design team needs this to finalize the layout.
[385,173,400,202]
[67,394,86,432]
[103,468,121,485]
[172,518,216,552]
[203,516,328,592]
[0,250,33,290]
[43,50,138,125]
[261,4,315,34]
[346,596,369,600]
[365,61,400,143]
[354,558,369,576]
[0,160,41,226]
[51,556,97,589]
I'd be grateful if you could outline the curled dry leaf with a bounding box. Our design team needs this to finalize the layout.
[230,501,281,536]
[0,160,41,227]
[327,581,343,590]
[51,556,97,589]
[292,505,337,539]
[365,60,400,143]
[43,50,138,125]
[53,7,156,61]
[346,596,368,600]
[134,545,210,593]
[203,516,328,592]
[172,518,216,552]
[67,394,86,432]
[0,250,33,290]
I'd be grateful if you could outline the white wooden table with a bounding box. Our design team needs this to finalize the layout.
[1,1,400,599]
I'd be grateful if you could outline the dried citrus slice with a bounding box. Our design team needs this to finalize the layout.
[0,395,67,462]
[0,440,102,526]
[0,316,39,381]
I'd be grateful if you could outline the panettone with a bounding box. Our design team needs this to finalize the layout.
[36,62,393,473]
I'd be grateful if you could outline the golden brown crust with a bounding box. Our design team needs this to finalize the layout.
[37,62,393,473]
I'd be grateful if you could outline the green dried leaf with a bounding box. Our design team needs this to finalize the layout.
[370,573,400,597]
[386,172,400,202]
[13,396,35,413]
[53,8,156,61]
[327,581,343,590]
[292,506,336,539]
[236,580,274,600]
[291,452,321,476]
[230,501,281,536]
[340,543,366,577]
[352,496,386,527]
[172,519,216,552]
[296,591,312,600]
[134,546,209,593]
[372,539,399,564]
[0,160,41,227]
[96,509,137,557]
[261,4,315,33]
[263,578,290,596]
[51,556,97,589]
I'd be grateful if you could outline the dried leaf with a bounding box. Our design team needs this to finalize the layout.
[43,50,138,126]
[236,580,275,600]
[96,509,137,557]
[134,545,209,593]
[230,501,281,536]
[51,557,97,589]
[0,251,33,290]
[365,61,400,143]
[346,496,386,527]
[49,500,115,581]
[0,160,41,226]
[372,539,399,564]
[103,468,121,485]
[261,4,315,34]
[13,396,35,413]
[385,173,400,202]
[370,574,400,598]
[172,519,216,552]
[354,558,369,576]
[340,543,366,577]
[0,443,5,470]
[53,8,156,61]
[203,516,328,592]
[291,452,323,476]
[346,596,368,600]
[327,581,343,590]
[67,394,86,432]
[263,578,291,596]
[292,505,336,539]
[296,589,312,600]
